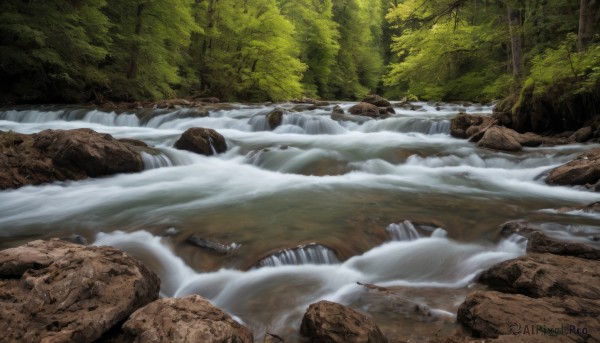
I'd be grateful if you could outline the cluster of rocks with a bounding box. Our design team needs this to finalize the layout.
[266,94,396,129]
[2,216,599,343]
[450,112,600,190]
[0,239,252,343]
[0,126,227,190]
[455,229,600,343]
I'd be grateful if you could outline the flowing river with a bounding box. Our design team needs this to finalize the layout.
[1,102,599,341]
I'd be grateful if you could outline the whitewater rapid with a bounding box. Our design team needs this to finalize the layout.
[1,101,599,340]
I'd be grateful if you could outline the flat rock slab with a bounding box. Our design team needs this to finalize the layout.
[478,252,600,299]
[546,148,600,187]
[0,239,160,343]
[458,291,600,342]
[0,128,146,189]
[300,300,388,343]
[120,295,253,343]
[527,231,600,260]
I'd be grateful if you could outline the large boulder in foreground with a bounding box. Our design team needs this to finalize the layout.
[0,129,146,189]
[120,295,253,343]
[174,127,227,156]
[0,239,160,343]
[545,148,600,189]
[300,300,388,343]
[478,252,600,299]
[458,291,600,341]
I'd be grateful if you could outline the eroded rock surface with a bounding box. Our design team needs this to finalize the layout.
[120,295,253,343]
[300,300,388,343]
[0,239,160,343]
[478,252,600,298]
[0,128,146,189]
[458,291,600,341]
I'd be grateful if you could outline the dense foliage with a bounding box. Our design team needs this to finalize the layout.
[0,0,598,103]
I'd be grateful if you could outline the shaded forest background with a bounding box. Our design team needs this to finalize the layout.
[0,0,599,105]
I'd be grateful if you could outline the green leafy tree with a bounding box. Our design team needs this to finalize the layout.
[192,0,306,101]
[0,0,111,103]
[326,0,385,99]
[277,0,339,97]
[384,0,509,101]
[102,0,199,100]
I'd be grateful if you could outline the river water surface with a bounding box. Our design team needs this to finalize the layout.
[1,102,599,341]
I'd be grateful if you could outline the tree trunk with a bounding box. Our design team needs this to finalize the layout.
[127,3,145,80]
[578,0,599,51]
[507,4,524,80]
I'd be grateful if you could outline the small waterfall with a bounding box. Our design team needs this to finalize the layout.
[256,244,339,267]
[281,113,346,135]
[427,120,451,134]
[207,136,218,155]
[141,152,173,170]
[387,221,420,241]
[0,109,63,123]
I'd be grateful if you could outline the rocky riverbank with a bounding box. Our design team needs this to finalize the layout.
[1,212,599,343]
[0,127,227,190]
[450,112,600,191]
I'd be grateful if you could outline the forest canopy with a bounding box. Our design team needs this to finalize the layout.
[0,0,598,103]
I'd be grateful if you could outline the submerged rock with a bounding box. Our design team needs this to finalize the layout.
[119,295,253,343]
[0,239,160,343]
[545,147,600,189]
[300,300,388,343]
[0,128,147,189]
[187,235,240,254]
[174,127,227,156]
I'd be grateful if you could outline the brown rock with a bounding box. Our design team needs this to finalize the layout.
[526,231,600,260]
[36,129,144,177]
[348,102,381,118]
[546,148,600,187]
[120,295,253,343]
[478,252,600,299]
[569,126,593,143]
[362,95,392,108]
[497,221,538,239]
[300,300,388,343]
[267,108,285,129]
[174,127,227,156]
[477,126,522,152]
[331,105,372,124]
[0,129,146,189]
[0,239,160,343]
[457,291,600,341]
[450,113,495,139]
